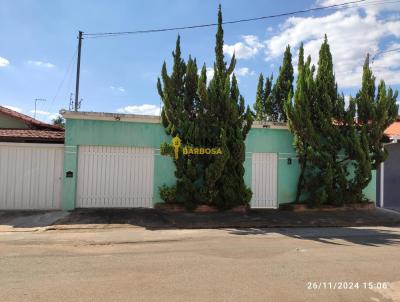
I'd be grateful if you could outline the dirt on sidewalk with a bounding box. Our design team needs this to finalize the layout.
[54,207,400,230]
[1,208,400,232]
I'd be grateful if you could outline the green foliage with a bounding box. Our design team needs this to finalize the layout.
[253,73,273,121]
[157,6,253,210]
[254,45,293,122]
[285,43,316,203]
[160,142,174,156]
[286,35,398,206]
[271,45,294,122]
[52,115,65,128]
[159,185,177,204]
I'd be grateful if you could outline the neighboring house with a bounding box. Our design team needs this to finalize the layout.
[377,118,400,209]
[0,106,64,210]
[0,106,64,143]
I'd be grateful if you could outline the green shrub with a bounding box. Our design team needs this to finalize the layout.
[159,185,177,203]
[160,142,174,157]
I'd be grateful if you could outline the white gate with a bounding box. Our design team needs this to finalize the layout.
[76,146,154,208]
[251,153,278,208]
[0,143,64,209]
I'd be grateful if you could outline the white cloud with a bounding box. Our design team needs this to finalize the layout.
[110,86,126,92]
[116,104,161,116]
[317,0,400,16]
[264,4,400,87]
[27,60,55,68]
[48,113,61,121]
[30,110,60,121]
[2,105,22,112]
[31,110,51,116]
[0,57,10,67]
[206,67,214,80]
[235,67,255,77]
[223,35,264,59]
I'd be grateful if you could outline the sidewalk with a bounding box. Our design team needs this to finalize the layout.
[1,207,400,232]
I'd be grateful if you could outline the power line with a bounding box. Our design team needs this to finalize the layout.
[47,48,78,112]
[372,47,400,61]
[83,0,390,38]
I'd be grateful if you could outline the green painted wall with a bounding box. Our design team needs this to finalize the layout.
[62,118,176,210]
[244,128,301,204]
[0,112,28,129]
[62,118,376,209]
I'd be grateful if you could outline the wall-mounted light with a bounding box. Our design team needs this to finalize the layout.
[287,158,292,165]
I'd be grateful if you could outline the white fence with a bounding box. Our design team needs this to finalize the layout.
[0,143,64,209]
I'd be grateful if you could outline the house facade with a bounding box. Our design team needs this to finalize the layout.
[0,106,64,143]
[60,110,376,210]
[0,106,64,209]
[377,118,400,209]
[0,106,377,210]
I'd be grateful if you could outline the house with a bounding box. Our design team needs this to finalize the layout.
[0,106,64,143]
[59,110,376,211]
[0,106,378,210]
[0,106,64,210]
[377,117,400,209]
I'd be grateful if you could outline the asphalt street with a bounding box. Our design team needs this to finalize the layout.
[0,227,399,302]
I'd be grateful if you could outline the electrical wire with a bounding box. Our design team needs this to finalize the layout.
[82,0,395,38]
[47,48,78,112]
[372,47,400,62]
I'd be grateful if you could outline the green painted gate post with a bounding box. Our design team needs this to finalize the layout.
[62,145,78,210]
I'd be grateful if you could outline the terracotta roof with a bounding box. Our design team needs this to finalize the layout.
[0,129,64,142]
[0,106,63,130]
[385,121,400,137]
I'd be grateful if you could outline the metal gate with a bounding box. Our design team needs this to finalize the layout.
[251,152,278,208]
[0,143,64,209]
[76,146,154,208]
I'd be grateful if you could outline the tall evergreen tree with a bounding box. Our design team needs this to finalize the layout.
[287,37,398,206]
[158,36,208,208]
[207,5,253,209]
[344,55,398,201]
[254,74,265,121]
[303,35,348,205]
[158,6,253,210]
[253,73,273,121]
[285,43,316,203]
[271,45,294,122]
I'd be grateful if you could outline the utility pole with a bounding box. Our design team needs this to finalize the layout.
[74,31,83,112]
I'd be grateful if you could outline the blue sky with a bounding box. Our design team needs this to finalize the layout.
[0,0,399,122]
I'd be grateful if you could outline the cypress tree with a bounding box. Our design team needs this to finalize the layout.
[285,43,316,203]
[158,36,210,208]
[287,38,398,206]
[305,35,347,205]
[158,6,253,210]
[271,45,294,122]
[254,74,265,121]
[254,73,273,122]
[345,55,398,201]
[208,5,253,209]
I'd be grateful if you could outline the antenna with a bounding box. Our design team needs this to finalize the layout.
[34,98,46,119]
[68,93,74,111]
[68,93,82,111]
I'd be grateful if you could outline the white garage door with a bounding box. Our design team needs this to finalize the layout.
[251,152,278,208]
[0,143,64,209]
[76,146,154,208]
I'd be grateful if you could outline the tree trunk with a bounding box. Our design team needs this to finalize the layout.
[295,153,307,203]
